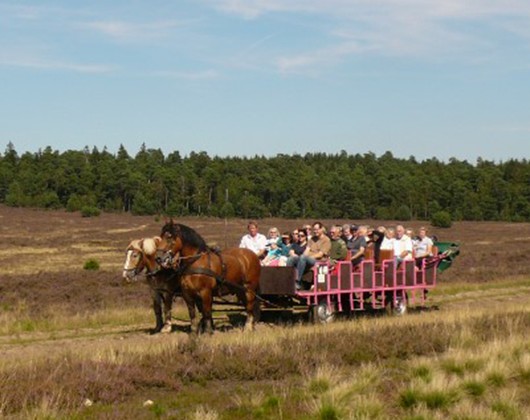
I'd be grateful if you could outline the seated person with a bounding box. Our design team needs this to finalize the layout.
[239,221,267,259]
[414,226,434,268]
[350,225,368,270]
[288,221,331,289]
[286,228,308,266]
[406,228,418,248]
[380,227,395,251]
[394,224,413,265]
[329,225,347,265]
[265,227,281,249]
[341,224,355,250]
[263,232,291,266]
[368,226,386,263]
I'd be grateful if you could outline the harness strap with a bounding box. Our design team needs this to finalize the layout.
[182,264,250,297]
[183,266,226,285]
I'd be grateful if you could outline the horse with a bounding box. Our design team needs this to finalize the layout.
[122,237,181,333]
[159,220,261,334]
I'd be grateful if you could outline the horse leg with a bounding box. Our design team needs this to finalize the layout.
[244,288,259,331]
[160,291,173,334]
[152,290,164,333]
[182,290,199,334]
[199,288,214,334]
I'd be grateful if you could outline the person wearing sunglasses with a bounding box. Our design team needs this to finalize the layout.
[287,222,330,289]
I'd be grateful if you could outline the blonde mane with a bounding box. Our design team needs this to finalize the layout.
[142,236,161,256]
[127,239,142,250]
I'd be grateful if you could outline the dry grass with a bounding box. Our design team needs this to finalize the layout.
[1,206,530,418]
[0,303,528,418]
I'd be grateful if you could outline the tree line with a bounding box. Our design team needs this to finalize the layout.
[1,142,529,222]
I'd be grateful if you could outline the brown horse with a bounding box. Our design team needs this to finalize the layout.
[122,237,181,333]
[159,220,261,334]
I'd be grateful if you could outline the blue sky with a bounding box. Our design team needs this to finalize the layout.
[1,0,529,162]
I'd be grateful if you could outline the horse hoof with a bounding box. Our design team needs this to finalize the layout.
[161,323,172,334]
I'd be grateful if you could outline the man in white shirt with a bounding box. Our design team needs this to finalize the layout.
[394,225,413,263]
[239,221,267,258]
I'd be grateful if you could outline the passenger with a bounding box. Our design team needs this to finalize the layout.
[394,225,413,265]
[276,232,293,266]
[296,229,309,253]
[414,226,434,268]
[290,228,300,245]
[350,225,368,270]
[239,221,267,259]
[281,231,293,253]
[406,228,418,249]
[368,226,386,263]
[261,227,287,266]
[285,228,307,267]
[303,224,312,238]
[288,221,331,289]
[265,227,281,250]
[329,225,347,265]
[380,227,395,251]
[341,224,355,250]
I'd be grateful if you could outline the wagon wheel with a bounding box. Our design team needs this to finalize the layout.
[386,293,408,317]
[309,301,335,324]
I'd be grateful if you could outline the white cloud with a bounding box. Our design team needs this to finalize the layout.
[0,51,114,74]
[277,41,366,74]
[82,19,194,42]
[208,0,530,20]
[153,69,219,80]
[174,0,523,72]
[208,0,530,74]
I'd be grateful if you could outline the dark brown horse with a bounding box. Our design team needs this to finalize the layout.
[159,220,261,334]
[122,237,181,333]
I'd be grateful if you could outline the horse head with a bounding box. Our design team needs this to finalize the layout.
[122,237,162,282]
[160,219,183,254]
[159,219,209,257]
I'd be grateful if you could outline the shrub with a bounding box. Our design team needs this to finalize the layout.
[81,206,101,217]
[67,194,96,212]
[395,205,412,221]
[83,259,100,271]
[375,206,392,220]
[412,365,432,383]
[422,390,459,410]
[431,211,452,228]
[317,402,341,420]
[486,372,506,387]
[462,380,486,397]
[399,389,420,409]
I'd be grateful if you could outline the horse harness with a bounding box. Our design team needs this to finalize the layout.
[156,247,282,308]
[166,248,235,290]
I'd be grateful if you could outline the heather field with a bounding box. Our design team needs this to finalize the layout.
[0,205,529,419]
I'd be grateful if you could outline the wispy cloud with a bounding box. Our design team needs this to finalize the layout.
[2,4,42,20]
[0,52,114,74]
[277,41,367,74]
[208,0,530,20]
[208,0,530,74]
[153,69,219,80]
[81,19,196,42]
